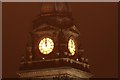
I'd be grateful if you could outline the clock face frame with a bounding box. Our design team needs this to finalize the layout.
[39,37,54,55]
[68,37,76,56]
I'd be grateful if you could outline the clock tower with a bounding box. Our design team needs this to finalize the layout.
[17,2,92,79]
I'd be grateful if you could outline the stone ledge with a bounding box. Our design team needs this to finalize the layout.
[17,67,93,78]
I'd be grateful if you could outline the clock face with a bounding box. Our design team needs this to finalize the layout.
[68,38,76,55]
[39,38,54,54]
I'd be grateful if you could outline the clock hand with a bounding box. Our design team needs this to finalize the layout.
[45,38,47,47]
[71,40,73,48]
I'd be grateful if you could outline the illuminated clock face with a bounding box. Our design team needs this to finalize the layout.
[39,38,54,54]
[68,38,76,55]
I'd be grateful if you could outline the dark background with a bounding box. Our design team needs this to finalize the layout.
[2,2,118,78]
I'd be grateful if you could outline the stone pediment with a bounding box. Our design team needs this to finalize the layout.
[67,25,80,34]
[32,24,60,33]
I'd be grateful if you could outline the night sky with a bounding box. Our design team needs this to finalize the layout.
[2,2,118,78]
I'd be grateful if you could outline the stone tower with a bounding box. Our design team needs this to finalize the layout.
[17,2,92,80]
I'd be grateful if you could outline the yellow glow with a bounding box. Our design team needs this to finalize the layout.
[68,38,75,55]
[39,38,54,54]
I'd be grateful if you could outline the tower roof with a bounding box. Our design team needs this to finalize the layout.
[39,2,71,16]
[33,2,73,29]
